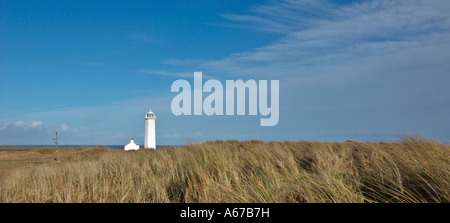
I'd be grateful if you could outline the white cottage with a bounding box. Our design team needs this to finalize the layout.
[124,138,140,151]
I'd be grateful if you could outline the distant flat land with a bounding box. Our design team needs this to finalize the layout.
[0,146,54,151]
[0,146,111,182]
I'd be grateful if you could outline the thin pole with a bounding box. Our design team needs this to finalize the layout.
[55,131,58,161]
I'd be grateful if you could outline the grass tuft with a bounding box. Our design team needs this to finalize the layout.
[0,136,448,203]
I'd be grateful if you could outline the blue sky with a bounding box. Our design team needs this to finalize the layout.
[1,0,449,145]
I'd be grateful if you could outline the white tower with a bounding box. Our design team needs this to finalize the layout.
[144,109,156,149]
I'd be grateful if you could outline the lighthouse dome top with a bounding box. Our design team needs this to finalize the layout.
[146,109,156,119]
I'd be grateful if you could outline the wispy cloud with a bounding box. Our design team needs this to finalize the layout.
[137,69,194,78]
[0,120,44,131]
[165,0,450,82]
[151,0,450,142]
[220,0,338,33]
[137,69,215,79]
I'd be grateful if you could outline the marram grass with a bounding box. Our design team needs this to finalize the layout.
[0,137,448,203]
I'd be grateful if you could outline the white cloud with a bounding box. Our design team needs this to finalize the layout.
[30,121,43,128]
[61,123,69,131]
[13,121,24,127]
[0,120,45,131]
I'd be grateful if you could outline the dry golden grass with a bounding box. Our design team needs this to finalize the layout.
[0,146,111,184]
[0,137,448,203]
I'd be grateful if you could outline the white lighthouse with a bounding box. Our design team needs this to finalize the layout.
[144,109,156,149]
